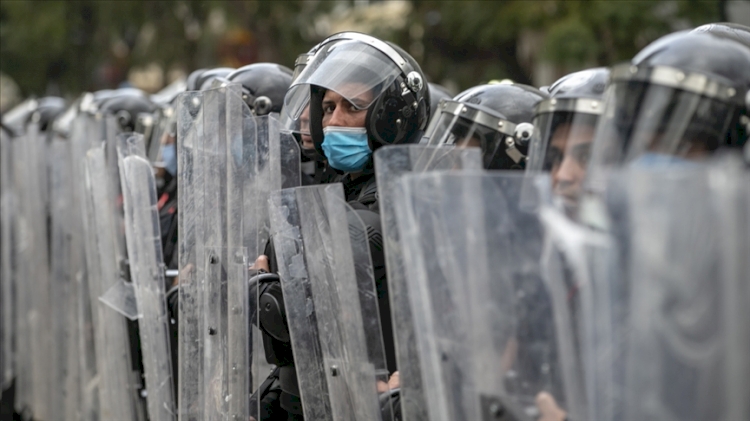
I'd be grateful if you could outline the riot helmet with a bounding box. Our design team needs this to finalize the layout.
[292,52,312,82]
[691,22,750,49]
[97,88,156,132]
[30,96,66,131]
[51,99,81,138]
[527,68,609,210]
[185,68,207,91]
[1,98,38,134]
[586,31,750,178]
[226,63,293,116]
[194,67,234,91]
[281,32,430,172]
[290,32,369,83]
[423,82,548,169]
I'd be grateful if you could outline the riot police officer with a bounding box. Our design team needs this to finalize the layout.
[422,81,548,169]
[526,67,610,215]
[252,32,431,420]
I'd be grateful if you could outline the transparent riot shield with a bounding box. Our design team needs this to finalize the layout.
[48,136,84,420]
[70,111,102,421]
[578,163,750,421]
[394,172,572,421]
[83,146,141,421]
[270,183,391,420]
[1,129,14,391]
[225,87,300,420]
[713,161,750,421]
[536,193,613,421]
[118,133,177,421]
[22,122,53,421]
[176,86,231,421]
[11,133,32,417]
[373,145,482,421]
[199,87,231,420]
[176,90,204,421]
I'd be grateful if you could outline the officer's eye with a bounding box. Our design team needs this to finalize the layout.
[545,147,563,171]
[322,104,335,114]
[573,144,591,166]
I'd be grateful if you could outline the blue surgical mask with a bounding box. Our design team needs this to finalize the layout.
[161,143,178,176]
[631,152,694,168]
[321,126,371,172]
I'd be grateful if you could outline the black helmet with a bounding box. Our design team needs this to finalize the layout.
[527,68,610,212]
[587,30,750,179]
[691,22,750,49]
[98,88,156,132]
[281,32,431,164]
[2,97,66,134]
[31,96,67,131]
[226,63,293,115]
[186,68,208,91]
[423,82,548,169]
[196,67,235,91]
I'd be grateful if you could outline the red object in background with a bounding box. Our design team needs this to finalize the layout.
[218,28,258,68]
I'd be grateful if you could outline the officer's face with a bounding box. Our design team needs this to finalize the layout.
[299,106,314,149]
[321,87,372,129]
[455,134,481,149]
[549,122,595,207]
[450,119,482,149]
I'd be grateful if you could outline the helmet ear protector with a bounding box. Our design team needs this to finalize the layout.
[308,32,430,157]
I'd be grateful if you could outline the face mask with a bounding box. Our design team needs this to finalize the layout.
[631,152,695,168]
[321,126,371,172]
[161,143,178,176]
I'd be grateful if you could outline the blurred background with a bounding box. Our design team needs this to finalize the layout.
[1,0,749,112]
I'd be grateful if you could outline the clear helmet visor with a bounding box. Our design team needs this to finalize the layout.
[281,40,403,133]
[586,65,744,191]
[423,101,528,169]
[527,102,601,211]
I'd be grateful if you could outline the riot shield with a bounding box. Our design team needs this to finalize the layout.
[83,146,142,421]
[176,84,301,421]
[394,172,572,421]
[118,134,177,421]
[176,89,205,421]
[578,162,750,421]
[373,145,482,421]
[11,132,32,417]
[176,86,232,421]
[536,197,611,421]
[70,111,102,421]
[270,183,389,420]
[713,161,750,421]
[225,88,300,420]
[0,129,14,391]
[22,122,53,421]
[48,135,84,420]
[198,86,231,420]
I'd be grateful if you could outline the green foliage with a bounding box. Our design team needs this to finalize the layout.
[0,0,723,97]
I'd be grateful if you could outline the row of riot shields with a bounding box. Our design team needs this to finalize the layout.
[0,103,179,420]
[379,155,749,421]
[3,95,747,421]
